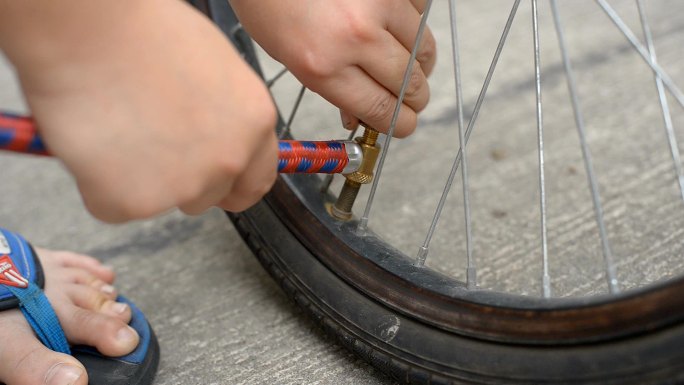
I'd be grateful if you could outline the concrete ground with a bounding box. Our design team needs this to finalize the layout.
[2,0,684,384]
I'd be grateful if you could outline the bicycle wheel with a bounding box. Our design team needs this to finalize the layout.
[189,0,684,383]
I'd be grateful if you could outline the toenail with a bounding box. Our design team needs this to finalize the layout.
[100,284,115,295]
[45,363,83,385]
[117,325,138,344]
[112,302,128,314]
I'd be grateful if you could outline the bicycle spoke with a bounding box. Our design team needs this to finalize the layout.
[550,0,619,294]
[357,0,435,234]
[531,0,550,298]
[416,0,522,270]
[595,0,684,109]
[450,0,475,289]
[415,0,476,289]
[266,67,288,88]
[320,174,335,194]
[279,85,306,139]
[636,0,684,203]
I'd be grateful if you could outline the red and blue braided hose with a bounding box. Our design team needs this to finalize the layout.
[0,112,48,155]
[278,140,356,174]
[0,112,360,174]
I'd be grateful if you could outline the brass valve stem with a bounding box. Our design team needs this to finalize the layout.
[331,127,381,220]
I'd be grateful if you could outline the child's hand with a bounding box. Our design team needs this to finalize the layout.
[230,0,436,137]
[1,1,277,223]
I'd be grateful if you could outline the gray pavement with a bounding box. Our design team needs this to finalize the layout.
[2,0,684,384]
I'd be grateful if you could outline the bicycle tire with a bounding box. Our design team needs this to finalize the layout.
[233,177,684,384]
[189,1,684,383]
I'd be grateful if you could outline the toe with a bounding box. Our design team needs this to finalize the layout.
[0,311,88,385]
[98,283,118,299]
[37,248,115,284]
[30,248,138,358]
[44,363,87,385]
[58,304,139,357]
[57,267,119,300]
[63,284,132,322]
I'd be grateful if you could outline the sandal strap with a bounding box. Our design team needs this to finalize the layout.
[5,283,70,354]
[0,228,69,354]
[0,229,44,309]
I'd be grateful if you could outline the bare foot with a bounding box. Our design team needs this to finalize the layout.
[0,248,139,385]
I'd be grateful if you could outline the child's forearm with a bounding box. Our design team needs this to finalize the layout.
[0,0,159,72]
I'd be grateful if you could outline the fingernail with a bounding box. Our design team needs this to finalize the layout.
[117,325,138,345]
[46,363,83,385]
[340,111,352,129]
[100,284,115,295]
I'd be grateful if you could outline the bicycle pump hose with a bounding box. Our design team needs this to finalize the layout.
[0,112,362,174]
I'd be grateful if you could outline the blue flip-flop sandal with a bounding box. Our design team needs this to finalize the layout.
[0,228,160,385]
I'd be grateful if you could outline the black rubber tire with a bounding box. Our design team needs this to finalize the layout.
[189,1,684,383]
[228,183,684,385]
